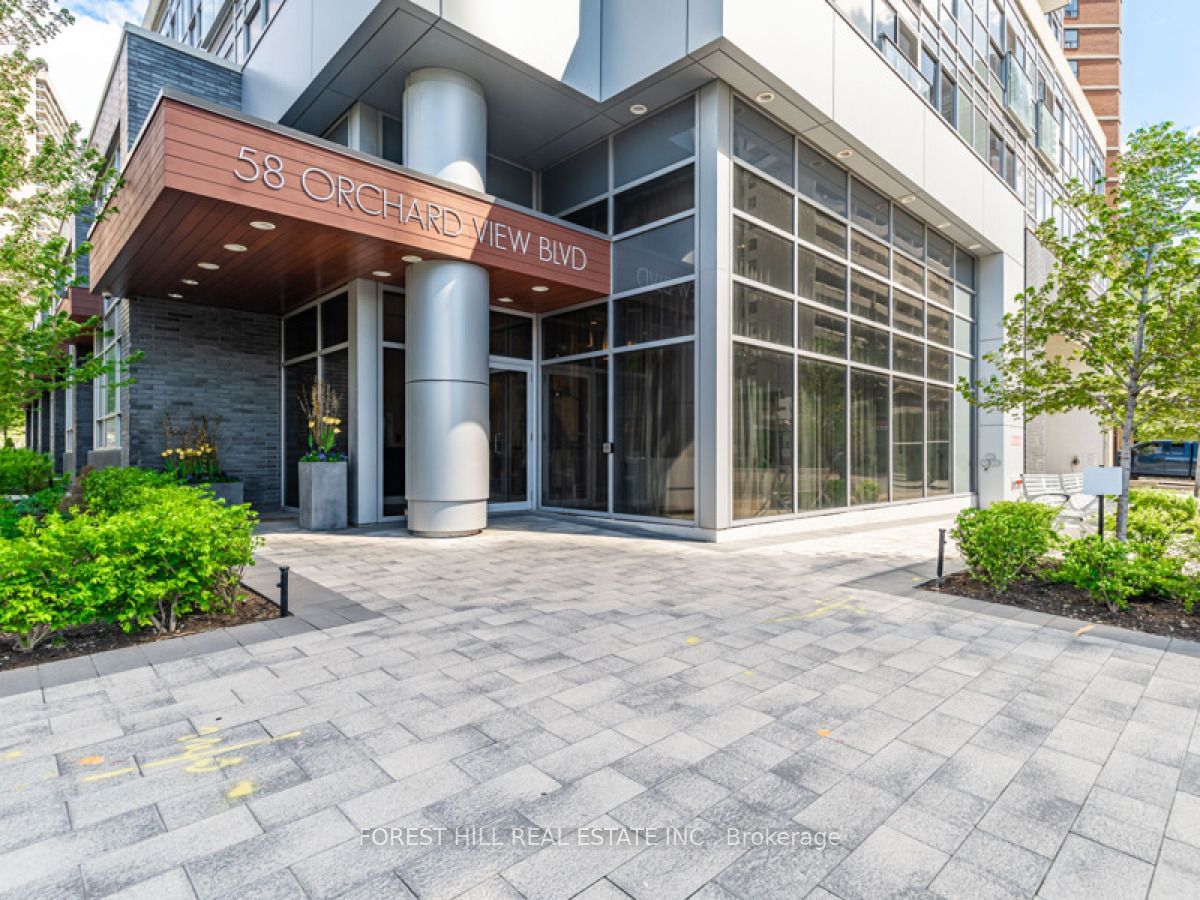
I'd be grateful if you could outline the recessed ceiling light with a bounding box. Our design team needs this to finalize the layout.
[401,254,422,264]
[168,292,183,299]
[629,103,648,116]
[223,243,247,252]
[249,221,275,230]
[937,222,952,230]
[498,296,514,304]
[755,91,775,104]
[836,148,854,159]
[900,195,916,204]
[197,262,219,270]
[968,243,982,250]
[372,270,392,278]
[181,278,198,286]
[531,285,549,293]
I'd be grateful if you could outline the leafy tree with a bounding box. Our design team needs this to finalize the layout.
[0,0,124,437]
[968,124,1200,540]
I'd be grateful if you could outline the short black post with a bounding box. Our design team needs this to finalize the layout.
[936,528,946,588]
[1098,496,1105,541]
[277,565,290,618]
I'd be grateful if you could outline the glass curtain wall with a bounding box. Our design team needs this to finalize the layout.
[382,288,406,516]
[732,98,976,521]
[541,98,697,520]
[281,291,351,508]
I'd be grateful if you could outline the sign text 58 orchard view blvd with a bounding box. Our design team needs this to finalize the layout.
[232,145,590,272]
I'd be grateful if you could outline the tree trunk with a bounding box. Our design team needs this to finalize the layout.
[1117,410,1135,541]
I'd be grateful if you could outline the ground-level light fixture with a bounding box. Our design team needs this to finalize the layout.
[498,296,514,304]
[224,243,247,252]
[401,254,422,264]
[168,292,183,299]
[372,270,392,278]
[629,103,648,116]
[197,261,219,270]
[249,221,275,230]
[531,285,549,293]
[755,91,775,105]
[836,148,854,159]
[181,278,199,286]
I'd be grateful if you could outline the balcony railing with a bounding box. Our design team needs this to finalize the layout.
[879,37,932,104]
[1004,54,1036,136]
[1036,101,1060,169]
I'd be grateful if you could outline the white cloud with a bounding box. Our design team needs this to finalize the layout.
[35,1,146,132]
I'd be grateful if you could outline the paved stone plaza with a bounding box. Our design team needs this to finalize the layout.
[2,513,1200,899]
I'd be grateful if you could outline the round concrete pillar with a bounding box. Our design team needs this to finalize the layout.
[402,68,490,536]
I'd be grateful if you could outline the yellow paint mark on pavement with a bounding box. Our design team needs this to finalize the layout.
[685,636,702,645]
[81,730,302,785]
[226,780,255,800]
[78,756,104,766]
[817,729,832,738]
[1074,624,1096,637]
[3,750,24,760]
[740,670,755,677]
[766,601,867,624]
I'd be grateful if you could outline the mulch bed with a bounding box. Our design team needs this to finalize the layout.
[0,586,280,672]
[925,570,1200,642]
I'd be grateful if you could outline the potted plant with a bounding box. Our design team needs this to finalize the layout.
[161,414,244,505]
[297,379,348,530]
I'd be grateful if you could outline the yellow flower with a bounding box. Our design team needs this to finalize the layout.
[161,450,170,457]
[307,419,316,428]
[333,427,342,434]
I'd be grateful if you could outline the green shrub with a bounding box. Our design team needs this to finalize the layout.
[0,485,67,538]
[1050,535,1200,612]
[0,483,260,648]
[951,501,1060,591]
[0,448,54,495]
[1113,489,1200,549]
[80,466,176,515]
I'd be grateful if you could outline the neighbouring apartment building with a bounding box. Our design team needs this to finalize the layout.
[1061,0,1121,192]
[27,0,1108,540]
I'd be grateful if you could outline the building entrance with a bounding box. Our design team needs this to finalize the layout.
[489,364,533,510]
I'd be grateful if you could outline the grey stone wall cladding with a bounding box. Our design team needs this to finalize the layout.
[1025,231,1059,474]
[124,32,241,150]
[124,298,282,510]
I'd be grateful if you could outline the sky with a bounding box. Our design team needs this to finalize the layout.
[30,0,1200,140]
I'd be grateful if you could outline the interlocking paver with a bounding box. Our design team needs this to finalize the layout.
[3,514,1197,897]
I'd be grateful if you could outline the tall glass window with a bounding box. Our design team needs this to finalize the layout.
[732,97,976,520]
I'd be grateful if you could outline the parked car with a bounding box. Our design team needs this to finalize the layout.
[1131,440,1198,479]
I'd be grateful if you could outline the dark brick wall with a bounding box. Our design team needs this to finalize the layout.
[125,30,241,150]
[124,298,282,509]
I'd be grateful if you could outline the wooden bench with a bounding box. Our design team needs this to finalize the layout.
[1019,473,1099,533]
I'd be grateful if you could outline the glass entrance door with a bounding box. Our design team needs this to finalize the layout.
[489,365,532,509]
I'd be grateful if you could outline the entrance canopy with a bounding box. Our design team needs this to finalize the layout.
[88,91,611,315]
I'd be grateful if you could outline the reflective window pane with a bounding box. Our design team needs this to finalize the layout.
[488,155,533,207]
[928,385,952,496]
[893,207,926,260]
[382,290,405,343]
[955,247,976,287]
[798,248,847,310]
[563,199,608,233]
[928,271,953,306]
[735,166,792,232]
[850,272,889,323]
[893,253,924,294]
[954,285,974,317]
[928,231,954,277]
[614,343,694,518]
[797,201,846,256]
[928,304,953,346]
[850,322,889,368]
[850,179,890,240]
[954,315,972,352]
[797,358,847,510]
[543,358,608,510]
[851,231,890,277]
[320,293,348,348]
[734,282,792,347]
[614,99,694,188]
[283,358,317,506]
[614,282,695,346]
[893,335,925,376]
[382,348,405,516]
[542,303,608,359]
[613,164,694,235]
[733,100,794,185]
[893,291,924,336]
[489,311,533,359]
[892,378,924,500]
[614,216,695,293]
[734,218,793,292]
[797,141,847,216]
[733,344,793,518]
[851,371,890,504]
[284,307,317,359]
[798,306,846,358]
[928,346,953,382]
[543,141,607,214]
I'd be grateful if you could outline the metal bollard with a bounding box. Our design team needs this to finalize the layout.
[277,565,290,618]
[936,528,946,588]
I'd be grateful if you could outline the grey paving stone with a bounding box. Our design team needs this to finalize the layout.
[1040,834,1155,900]
[92,646,154,677]
[1165,790,1200,850]
[248,760,392,829]
[1095,750,1182,810]
[853,739,945,799]
[977,782,1079,858]
[950,828,1051,896]
[607,816,749,900]
[374,725,491,780]
[793,777,904,849]
[103,867,197,900]
[1072,786,1168,863]
[1150,838,1200,899]
[822,825,948,900]
[500,815,645,900]
[521,767,644,831]
[339,762,477,830]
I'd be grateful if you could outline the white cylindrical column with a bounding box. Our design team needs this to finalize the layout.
[403,68,490,536]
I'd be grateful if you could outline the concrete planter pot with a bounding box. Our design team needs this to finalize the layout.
[298,461,348,530]
[204,481,244,506]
